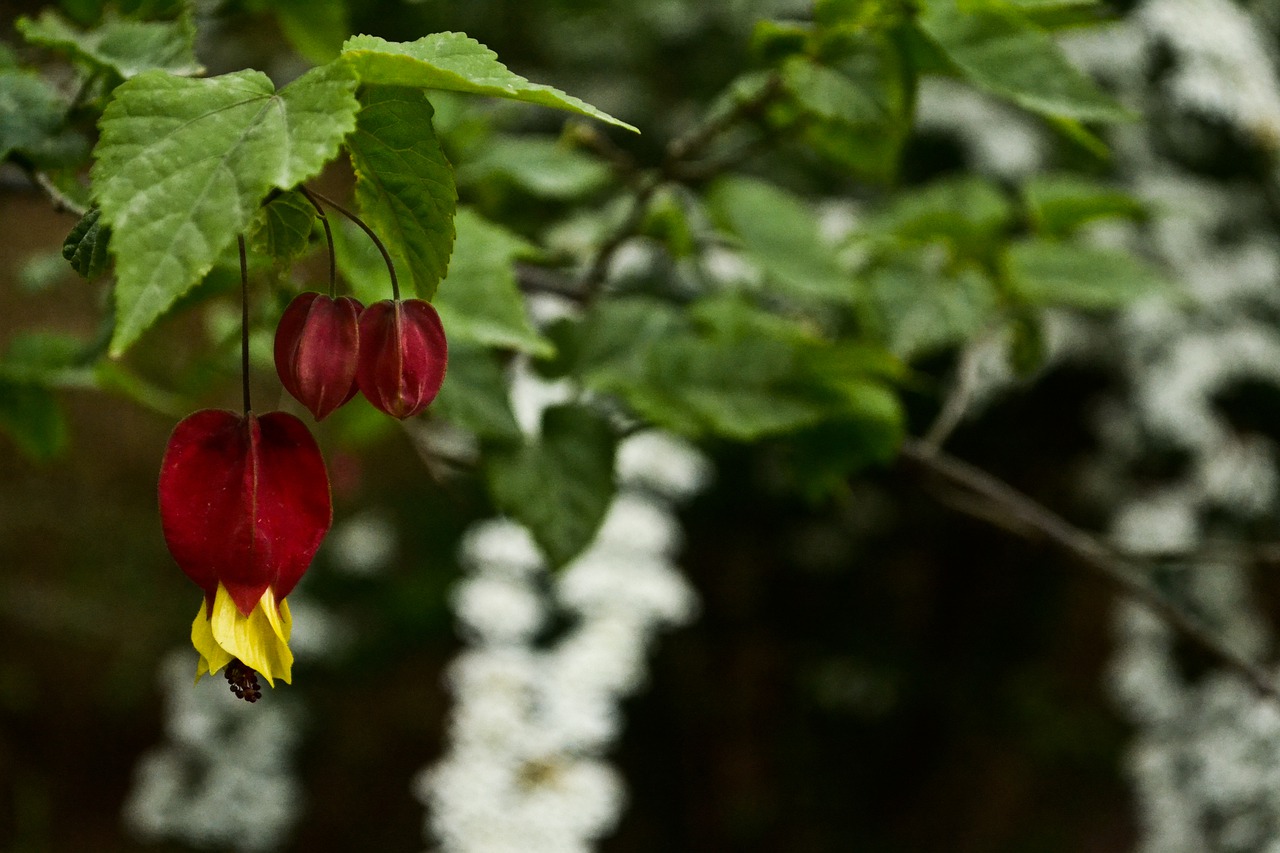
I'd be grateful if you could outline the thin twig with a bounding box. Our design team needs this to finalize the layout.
[920,331,998,453]
[12,155,88,217]
[574,72,785,298]
[899,437,1280,702]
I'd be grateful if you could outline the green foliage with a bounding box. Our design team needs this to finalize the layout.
[16,8,201,78]
[915,0,1131,125]
[456,135,610,200]
[349,86,457,299]
[431,344,523,442]
[432,208,551,356]
[485,403,618,567]
[341,33,638,132]
[1022,174,1145,235]
[0,69,70,162]
[273,0,348,64]
[707,176,855,305]
[92,62,361,354]
[1004,240,1172,309]
[6,1,1175,539]
[248,191,317,265]
[548,296,903,443]
[62,206,111,278]
[863,262,1000,359]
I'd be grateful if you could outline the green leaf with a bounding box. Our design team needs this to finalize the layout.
[341,33,638,133]
[248,190,317,264]
[348,86,457,300]
[431,343,522,441]
[568,297,872,441]
[457,135,610,199]
[1022,174,1145,235]
[485,403,618,567]
[62,206,112,278]
[0,70,67,161]
[273,0,348,64]
[17,9,202,78]
[774,36,911,180]
[863,262,1000,359]
[92,61,360,354]
[871,175,1012,248]
[432,208,551,356]
[0,381,68,461]
[707,176,856,305]
[1004,240,1172,309]
[916,0,1131,123]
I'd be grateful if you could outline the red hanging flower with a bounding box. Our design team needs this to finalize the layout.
[274,292,363,421]
[158,409,332,687]
[356,298,448,419]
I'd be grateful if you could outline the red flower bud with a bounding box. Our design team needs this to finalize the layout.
[158,409,332,616]
[356,298,448,419]
[274,292,364,421]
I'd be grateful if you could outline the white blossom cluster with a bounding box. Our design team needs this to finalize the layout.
[1075,5,1280,851]
[122,529,373,851]
[123,651,304,852]
[417,372,710,853]
[920,4,1280,848]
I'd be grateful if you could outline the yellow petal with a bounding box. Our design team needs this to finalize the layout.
[192,583,295,687]
[191,597,234,683]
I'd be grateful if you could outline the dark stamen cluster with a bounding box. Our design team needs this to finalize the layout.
[225,659,262,703]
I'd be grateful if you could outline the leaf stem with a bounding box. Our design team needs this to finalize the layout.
[297,187,337,298]
[304,188,400,302]
[238,234,251,414]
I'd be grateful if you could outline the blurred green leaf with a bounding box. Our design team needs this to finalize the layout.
[432,343,522,442]
[0,70,67,161]
[349,86,458,301]
[1005,240,1172,309]
[0,382,68,461]
[248,190,317,265]
[457,135,610,199]
[864,263,1000,359]
[916,0,1131,123]
[565,297,898,441]
[274,0,347,64]
[774,36,911,180]
[93,62,360,355]
[342,33,638,132]
[1022,174,1145,235]
[485,403,617,567]
[708,176,856,305]
[432,208,550,356]
[870,175,1012,252]
[17,9,202,78]
[751,19,811,64]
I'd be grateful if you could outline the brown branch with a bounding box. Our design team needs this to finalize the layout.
[899,437,1280,702]
[574,72,785,297]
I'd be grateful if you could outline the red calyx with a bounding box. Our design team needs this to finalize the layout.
[158,410,332,615]
[356,298,448,419]
[274,292,364,421]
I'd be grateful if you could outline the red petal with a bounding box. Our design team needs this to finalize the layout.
[356,299,448,419]
[274,292,363,421]
[158,410,332,615]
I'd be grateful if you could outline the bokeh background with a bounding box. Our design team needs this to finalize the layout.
[5,0,1280,850]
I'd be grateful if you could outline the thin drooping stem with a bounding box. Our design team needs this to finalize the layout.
[238,234,251,414]
[305,188,400,301]
[297,186,337,299]
[899,437,1280,703]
